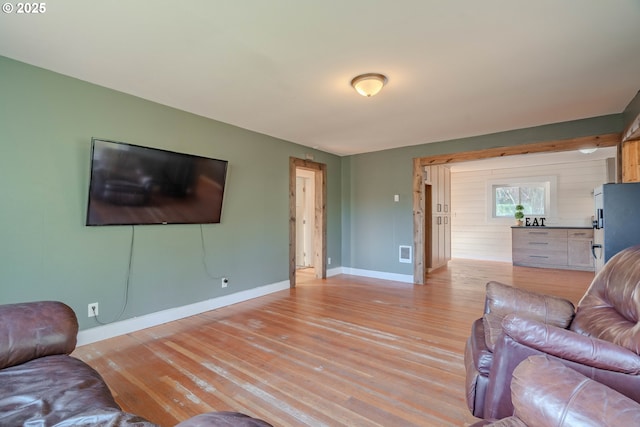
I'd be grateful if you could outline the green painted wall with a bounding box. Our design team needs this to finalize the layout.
[0,54,631,331]
[623,90,640,129]
[343,114,624,275]
[0,56,342,329]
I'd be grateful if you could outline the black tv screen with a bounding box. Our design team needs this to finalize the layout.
[86,138,228,226]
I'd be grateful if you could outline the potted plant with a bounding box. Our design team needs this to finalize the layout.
[514,204,525,226]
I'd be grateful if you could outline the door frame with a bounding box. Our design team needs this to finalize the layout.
[412,133,621,284]
[289,157,327,287]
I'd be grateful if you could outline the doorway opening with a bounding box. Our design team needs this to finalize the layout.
[289,157,327,288]
[296,169,316,274]
[412,133,620,284]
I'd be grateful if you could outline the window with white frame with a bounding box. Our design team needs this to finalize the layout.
[490,177,554,219]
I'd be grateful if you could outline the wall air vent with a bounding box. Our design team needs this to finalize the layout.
[399,245,412,263]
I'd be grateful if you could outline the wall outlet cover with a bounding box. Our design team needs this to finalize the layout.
[88,302,99,318]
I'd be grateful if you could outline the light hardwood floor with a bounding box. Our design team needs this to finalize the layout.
[73,260,594,427]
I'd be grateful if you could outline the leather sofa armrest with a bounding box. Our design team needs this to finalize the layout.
[502,314,640,374]
[0,301,78,369]
[469,417,527,427]
[510,356,640,426]
[485,281,574,328]
[174,412,273,426]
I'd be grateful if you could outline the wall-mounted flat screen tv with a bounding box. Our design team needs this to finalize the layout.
[86,138,228,226]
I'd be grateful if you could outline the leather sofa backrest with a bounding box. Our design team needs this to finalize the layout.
[484,281,575,328]
[482,281,575,352]
[572,245,640,354]
[0,301,78,369]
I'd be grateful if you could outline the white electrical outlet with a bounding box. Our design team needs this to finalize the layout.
[328,257,331,265]
[221,277,228,288]
[88,302,99,318]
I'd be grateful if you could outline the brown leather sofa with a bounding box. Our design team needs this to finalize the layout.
[465,244,640,420]
[0,300,272,426]
[471,355,640,427]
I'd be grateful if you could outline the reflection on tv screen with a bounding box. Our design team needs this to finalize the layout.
[86,139,228,226]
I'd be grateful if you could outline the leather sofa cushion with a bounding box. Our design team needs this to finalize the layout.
[0,354,155,426]
[511,356,640,427]
[0,301,78,370]
[469,417,527,427]
[175,412,273,427]
[485,281,574,328]
[572,245,640,354]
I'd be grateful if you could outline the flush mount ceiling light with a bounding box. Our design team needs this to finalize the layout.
[579,148,598,154]
[351,73,387,97]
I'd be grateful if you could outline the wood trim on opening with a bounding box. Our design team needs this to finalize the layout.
[412,132,621,284]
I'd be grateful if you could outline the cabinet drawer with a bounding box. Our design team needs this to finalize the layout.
[513,249,568,266]
[513,228,568,239]
[568,229,593,239]
[512,229,567,251]
[512,238,566,252]
[512,228,567,266]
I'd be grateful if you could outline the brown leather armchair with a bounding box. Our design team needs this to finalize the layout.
[465,244,640,420]
[0,301,272,426]
[471,355,640,427]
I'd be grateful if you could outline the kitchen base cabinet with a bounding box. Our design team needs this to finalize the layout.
[512,227,594,271]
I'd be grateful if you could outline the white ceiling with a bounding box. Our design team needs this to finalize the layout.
[1,1,639,156]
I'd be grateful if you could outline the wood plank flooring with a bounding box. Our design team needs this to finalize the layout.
[72,260,594,427]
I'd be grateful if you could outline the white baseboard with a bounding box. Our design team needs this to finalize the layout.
[299,266,410,282]
[340,267,414,283]
[76,280,290,347]
[326,266,342,277]
[453,254,512,263]
[77,267,414,347]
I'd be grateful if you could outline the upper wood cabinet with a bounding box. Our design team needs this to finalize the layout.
[424,165,451,272]
[622,110,640,182]
[622,139,640,183]
[426,165,451,214]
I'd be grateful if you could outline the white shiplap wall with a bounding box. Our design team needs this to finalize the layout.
[450,159,608,262]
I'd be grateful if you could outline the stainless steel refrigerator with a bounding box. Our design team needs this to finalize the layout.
[592,183,640,272]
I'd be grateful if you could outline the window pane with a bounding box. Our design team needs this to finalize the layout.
[495,186,519,217]
[520,186,545,214]
[494,183,547,217]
